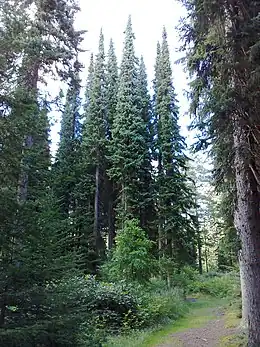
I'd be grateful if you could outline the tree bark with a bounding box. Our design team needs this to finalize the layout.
[108,195,115,249]
[239,251,248,329]
[198,231,203,274]
[94,164,104,255]
[233,117,260,347]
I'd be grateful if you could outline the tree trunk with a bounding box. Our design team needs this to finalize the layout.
[108,196,115,249]
[239,251,248,329]
[198,231,203,274]
[94,164,104,255]
[233,117,260,347]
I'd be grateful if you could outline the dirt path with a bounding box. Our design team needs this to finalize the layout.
[157,307,238,347]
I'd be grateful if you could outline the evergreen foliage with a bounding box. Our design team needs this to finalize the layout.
[109,17,154,229]
[153,28,196,265]
[81,29,107,263]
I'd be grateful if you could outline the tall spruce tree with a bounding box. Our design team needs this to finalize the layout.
[136,56,156,238]
[154,28,196,266]
[54,66,81,217]
[109,17,151,225]
[53,64,84,259]
[106,39,118,139]
[105,39,118,248]
[81,29,107,261]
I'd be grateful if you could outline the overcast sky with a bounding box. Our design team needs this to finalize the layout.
[51,0,192,152]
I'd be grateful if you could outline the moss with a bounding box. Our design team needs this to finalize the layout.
[224,310,240,329]
[219,334,247,347]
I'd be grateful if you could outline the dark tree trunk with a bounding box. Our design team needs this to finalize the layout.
[105,175,116,250]
[197,231,203,274]
[108,196,115,249]
[94,164,104,255]
[233,117,260,347]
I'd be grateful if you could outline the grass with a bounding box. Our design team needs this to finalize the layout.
[218,302,247,347]
[219,334,247,347]
[104,297,229,347]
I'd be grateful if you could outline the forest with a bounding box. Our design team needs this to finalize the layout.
[0,0,260,346]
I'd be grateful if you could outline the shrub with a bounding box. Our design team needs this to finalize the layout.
[101,219,158,284]
[187,272,240,298]
[84,276,139,333]
[137,287,188,327]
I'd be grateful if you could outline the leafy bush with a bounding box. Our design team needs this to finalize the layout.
[101,219,157,284]
[137,287,188,327]
[187,272,240,298]
[84,276,139,333]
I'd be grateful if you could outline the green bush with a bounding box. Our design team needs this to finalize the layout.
[81,276,188,335]
[187,272,240,298]
[101,219,158,284]
[84,276,140,333]
[137,287,188,327]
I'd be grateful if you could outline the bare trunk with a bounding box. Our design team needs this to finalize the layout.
[233,118,260,347]
[198,232,203,275]
[94,164,103,255]
[239,251,248,329]
[108,197,115,249]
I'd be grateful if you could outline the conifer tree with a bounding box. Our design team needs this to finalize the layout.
[105,39,118,248]
[84,53,94,113]
[109,17,150,225]
[154,28,196,265]
[106,39,118,139]
[136,56,156,237]
[82,29,107,260]
[54,67,82,217]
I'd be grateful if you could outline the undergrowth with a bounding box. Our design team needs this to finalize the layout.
[102,271,241,347]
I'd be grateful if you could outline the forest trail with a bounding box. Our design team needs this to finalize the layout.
[149,299,240,347]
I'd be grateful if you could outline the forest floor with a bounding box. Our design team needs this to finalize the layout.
[105,297,247,347]
[155,304,239,347]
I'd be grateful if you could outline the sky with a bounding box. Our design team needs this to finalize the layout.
[51,0,193,152]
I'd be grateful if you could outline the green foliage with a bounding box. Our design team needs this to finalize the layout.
[187,272,240,299]
[153,28,197,264]
[83,276,139,333]
[138,287,188,327]
[108,17,152,223]
[102,219,157,283]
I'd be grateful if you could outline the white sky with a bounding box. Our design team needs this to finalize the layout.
[51,0,193,152]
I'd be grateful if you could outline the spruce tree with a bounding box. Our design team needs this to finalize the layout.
[81,29,107,261]
[105,39,118,248]
[54,67,82,217]
[53,65,85,261]
[109,17,150,225]
[136,56,156,238]
[154,28,196,266]
[106,39,118,139]
[84,53,94,113]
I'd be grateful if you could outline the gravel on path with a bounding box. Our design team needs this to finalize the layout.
[157,307,238,347]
